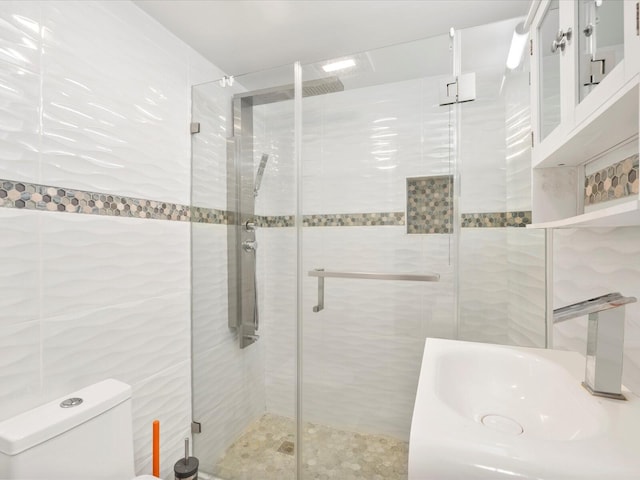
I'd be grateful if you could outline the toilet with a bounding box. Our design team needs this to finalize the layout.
[0,379,159,479]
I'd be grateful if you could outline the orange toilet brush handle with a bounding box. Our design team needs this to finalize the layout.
[153,420,160,477]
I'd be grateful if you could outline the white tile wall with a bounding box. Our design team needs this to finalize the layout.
[553,227,640,395]
[0,1,41,183]
[298,77,452,215]
[40,214,190,318]
[0,1,222,478]
[459,229,510,344]
[191,83,232,209]
[459,228,545,347]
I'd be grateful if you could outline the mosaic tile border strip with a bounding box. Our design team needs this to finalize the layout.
[303,212,405,227]
[0,179,194,221]
[461,211,532,228]
[407,175,453,234]
[255,215,296,228]
[191,206,232,224]
[584,154,639,206]
[0,178,532,230]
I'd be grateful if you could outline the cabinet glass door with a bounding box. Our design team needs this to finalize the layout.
[539,0,561,140]
[578,0,625,102]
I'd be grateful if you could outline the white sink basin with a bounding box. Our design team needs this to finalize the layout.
[409,338,640,479]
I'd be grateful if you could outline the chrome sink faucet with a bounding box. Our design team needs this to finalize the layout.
[553,292,637,400]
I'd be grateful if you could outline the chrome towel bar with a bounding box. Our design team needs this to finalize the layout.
[308,268,440,312]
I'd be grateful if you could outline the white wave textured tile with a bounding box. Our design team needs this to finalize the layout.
[553,227,640,395]
[41,213,189,318]
[192,341,266,472]
[0,208,40,327]
[0,321,41,422]
[506,229,546,347]
[0,1,41,72]
[0,2,41,183]
[505,70,532,212]
[41,292,190,398]
[0,62,41,183]
[253,101,296,217]
[191,84,231,209]
[301,79,440,215]
[459,68,508,214]
[257,228,297,418]
[191,223,230,355]
[40,1,190,204]
[132,360,192,479]
[459,229,510,344]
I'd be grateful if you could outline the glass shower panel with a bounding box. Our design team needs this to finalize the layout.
[299,34,455,479]
[190,64,297,480]
[457,19,546,347]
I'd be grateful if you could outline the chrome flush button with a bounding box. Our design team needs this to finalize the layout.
[60,397,83,408]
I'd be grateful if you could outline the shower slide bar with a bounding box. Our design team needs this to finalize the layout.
[308,268,440,312]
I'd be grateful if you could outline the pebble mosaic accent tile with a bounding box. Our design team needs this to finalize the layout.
[191,206,232,224]
[0,179,192,221]
[303,212,405,227]
[407,175,453,234]
[256,215,296,228]
[584,154,639,206]
[213,413,408,480]
[461,211,532,228]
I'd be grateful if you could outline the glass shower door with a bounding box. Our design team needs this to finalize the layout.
[299,33,457,479]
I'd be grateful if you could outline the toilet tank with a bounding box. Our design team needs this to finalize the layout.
[0,379,136,479]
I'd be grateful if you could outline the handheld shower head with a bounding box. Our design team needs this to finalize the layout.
[254,154,269,197]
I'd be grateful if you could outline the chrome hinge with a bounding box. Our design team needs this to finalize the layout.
[191,421,202,434]
[530,39,533,55]
[190,122,201,134]
[438,73,476,106]
[530,131,534,148]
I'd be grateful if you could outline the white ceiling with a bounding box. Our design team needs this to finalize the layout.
[134,0,530,76]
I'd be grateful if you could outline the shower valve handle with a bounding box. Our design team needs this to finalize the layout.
[242,240,258,252]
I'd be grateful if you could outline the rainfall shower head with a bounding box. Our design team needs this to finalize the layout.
[253,154,269,197]
[301,77,345,97]
[235,76,344,106]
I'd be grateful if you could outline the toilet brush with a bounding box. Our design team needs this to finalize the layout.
[174,437,198,480]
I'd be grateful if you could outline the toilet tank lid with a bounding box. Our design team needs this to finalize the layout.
[0,379,132,456]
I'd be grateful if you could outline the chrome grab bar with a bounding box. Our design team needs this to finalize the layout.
[309,268,440,312]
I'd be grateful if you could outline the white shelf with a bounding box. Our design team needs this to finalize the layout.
[528,200,640,229]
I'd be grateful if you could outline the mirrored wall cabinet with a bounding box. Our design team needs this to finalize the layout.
[530,0,640,228]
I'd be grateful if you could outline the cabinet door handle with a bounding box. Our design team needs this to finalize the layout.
[551,28,573,53]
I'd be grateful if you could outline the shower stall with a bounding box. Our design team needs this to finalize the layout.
[190,16,546,480]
